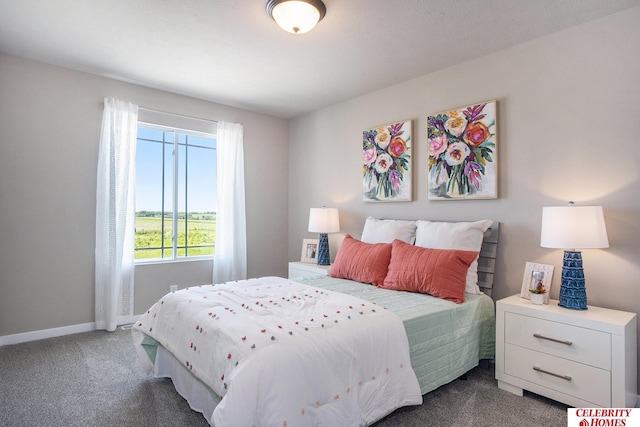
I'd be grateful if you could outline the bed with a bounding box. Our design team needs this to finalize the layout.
[132,219,499,426]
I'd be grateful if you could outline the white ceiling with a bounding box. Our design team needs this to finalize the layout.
[1,0,638,119]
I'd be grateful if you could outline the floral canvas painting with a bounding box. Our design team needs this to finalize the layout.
[427,101,497,200]
[363,120,412,202]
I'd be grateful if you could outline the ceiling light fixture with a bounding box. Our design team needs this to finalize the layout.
[266,0,326,34]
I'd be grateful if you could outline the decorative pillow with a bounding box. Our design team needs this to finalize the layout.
[360,217,417,244]
[414,220,493,295]
[382,240,478,303]
[329,234,392,286]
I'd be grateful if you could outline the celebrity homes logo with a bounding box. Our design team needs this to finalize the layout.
[567,408,639,426]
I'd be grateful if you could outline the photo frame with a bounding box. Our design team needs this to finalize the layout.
[427,100,497,200]
[520,262,554,304]
[363,119,412,202]
[300,238,319,263]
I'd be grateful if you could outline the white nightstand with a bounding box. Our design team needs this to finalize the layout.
[288,262,331,279]
[496,294,637,408]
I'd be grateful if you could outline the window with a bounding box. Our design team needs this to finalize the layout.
[134,120,217,262]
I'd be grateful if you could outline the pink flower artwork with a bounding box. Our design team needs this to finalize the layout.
[427,100,497,200]
[363,120,412,202]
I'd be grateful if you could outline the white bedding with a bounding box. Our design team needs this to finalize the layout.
[132,276,422,426]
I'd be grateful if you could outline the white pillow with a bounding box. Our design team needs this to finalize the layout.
[361,217,417,244]
[414,220,493,294]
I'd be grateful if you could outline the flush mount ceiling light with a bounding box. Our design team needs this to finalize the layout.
[266,0,326,34]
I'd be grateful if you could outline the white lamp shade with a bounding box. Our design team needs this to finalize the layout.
[270,1,323,34]
[308,208,340,233]
[540,206,609,249]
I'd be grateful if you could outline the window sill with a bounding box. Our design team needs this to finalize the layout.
[135,257,213,266]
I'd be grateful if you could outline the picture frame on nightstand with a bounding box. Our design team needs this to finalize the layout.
[300,238,319,263]
[520,262,554,304]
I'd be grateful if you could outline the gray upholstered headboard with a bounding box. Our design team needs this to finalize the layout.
[477,221,500,297]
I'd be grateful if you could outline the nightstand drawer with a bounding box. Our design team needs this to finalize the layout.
[505,312,610,369]
[505,344,611,407]
[496,295,636,408]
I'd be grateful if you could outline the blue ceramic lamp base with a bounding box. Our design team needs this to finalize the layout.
[317,233,330,266]
[558,250,588,310]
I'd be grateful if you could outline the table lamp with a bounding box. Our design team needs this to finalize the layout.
[308,207,340,266]
[540,203,609,310]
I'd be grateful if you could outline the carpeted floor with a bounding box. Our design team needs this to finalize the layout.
[0,328,568,426]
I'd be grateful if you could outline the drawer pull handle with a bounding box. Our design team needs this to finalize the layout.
[533,366,572,381]
[533,333,572,346]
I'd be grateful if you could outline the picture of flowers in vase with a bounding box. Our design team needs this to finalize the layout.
[363,120,412,202]
[427,101,497,200]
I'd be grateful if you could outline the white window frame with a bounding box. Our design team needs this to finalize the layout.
[135,109,217,264]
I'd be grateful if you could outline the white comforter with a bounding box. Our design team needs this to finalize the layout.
[133,276,421,426]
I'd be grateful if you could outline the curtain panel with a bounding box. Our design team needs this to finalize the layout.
[95,98,138,331]
[213,121,247,284]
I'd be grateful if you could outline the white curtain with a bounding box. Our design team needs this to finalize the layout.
[95,98,138,331]
[213,121,247,284]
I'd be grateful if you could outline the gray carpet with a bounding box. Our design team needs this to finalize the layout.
[0,328,568,426]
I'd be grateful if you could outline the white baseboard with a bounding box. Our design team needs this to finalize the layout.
[0,322,96,346]
[0,315,144,347]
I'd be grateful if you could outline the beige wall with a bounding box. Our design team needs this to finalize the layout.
[0,54,290,336]
[289,7,640,380]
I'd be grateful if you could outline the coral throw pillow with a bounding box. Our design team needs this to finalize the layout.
[382,239,478,303]
[329,235,392,287]
[414,220,492,295]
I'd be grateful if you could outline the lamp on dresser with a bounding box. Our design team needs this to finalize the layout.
[308,207,340,266]
[540,202,609,310]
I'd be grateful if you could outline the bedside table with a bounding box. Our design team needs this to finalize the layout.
[496,294,637,408]
[288,262,331,279]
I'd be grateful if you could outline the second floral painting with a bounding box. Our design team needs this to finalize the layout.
[363,120,412,202]
[427,100,497,200]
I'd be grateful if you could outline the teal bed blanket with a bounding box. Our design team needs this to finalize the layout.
[292,275,496,394]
